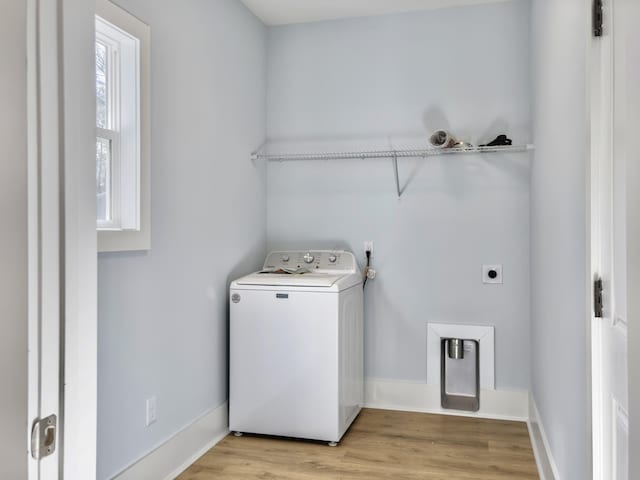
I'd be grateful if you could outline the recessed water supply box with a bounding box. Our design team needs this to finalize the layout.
[441,338,480,412]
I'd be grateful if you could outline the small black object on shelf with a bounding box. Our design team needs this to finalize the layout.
[479,134,513,147]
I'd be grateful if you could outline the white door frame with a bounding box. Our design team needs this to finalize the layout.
[58,0,99,477]
[27,0,98,478]
[27,0,63,476]
[589,0,613,476]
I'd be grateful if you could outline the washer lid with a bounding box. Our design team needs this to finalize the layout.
[235,272,346,288]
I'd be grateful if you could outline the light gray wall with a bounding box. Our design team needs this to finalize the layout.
[530,0,590,478]
[0,0,28,478]
[265,1,532,388]
[97,1,267,478]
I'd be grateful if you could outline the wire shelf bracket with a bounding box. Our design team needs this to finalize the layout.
[251,144,534,198]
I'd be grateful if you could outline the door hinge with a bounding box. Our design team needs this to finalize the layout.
[593,0,603,37]
[31,414,57,460]
[594,277,604,318]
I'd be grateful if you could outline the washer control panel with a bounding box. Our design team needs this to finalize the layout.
[264,251,356,272]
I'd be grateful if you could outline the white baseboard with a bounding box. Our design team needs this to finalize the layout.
[113,401,229,480]
[364,379,528,421]
[527,393,560,480]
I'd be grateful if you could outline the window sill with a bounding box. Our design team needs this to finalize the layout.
[98,228,150,253]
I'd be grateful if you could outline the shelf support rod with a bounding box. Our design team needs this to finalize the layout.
[393,154,401,198]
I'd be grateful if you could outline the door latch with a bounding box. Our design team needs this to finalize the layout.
[594,277,604,318]
[31,414,57,460]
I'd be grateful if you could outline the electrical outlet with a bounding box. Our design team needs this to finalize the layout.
[364,241,374,256]
[482,265,503,284]
[146,396,157,426]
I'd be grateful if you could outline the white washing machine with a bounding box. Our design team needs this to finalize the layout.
[229,250,364,445]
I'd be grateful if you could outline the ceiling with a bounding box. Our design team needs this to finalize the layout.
[240,0,508,26]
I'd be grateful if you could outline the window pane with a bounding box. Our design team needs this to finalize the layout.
[95,41,108,129]
[96,137,112,223]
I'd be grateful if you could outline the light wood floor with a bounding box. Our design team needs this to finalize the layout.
[178,409,539,480]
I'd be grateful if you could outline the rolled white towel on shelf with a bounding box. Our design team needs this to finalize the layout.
[429,129,457,149]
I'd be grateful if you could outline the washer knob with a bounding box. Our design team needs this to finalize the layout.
[281,255,290,262]
[303,252,314,264]
[328,254,337,263]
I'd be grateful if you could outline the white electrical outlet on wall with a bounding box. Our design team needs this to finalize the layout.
[146,396,157,426]
[364,240,374,256]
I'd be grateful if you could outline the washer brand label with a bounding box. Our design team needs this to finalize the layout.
[231,293,241,304]
[276,293,289,299]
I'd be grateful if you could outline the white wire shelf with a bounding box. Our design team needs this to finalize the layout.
[251,143,534,198]
[251,144,534,162]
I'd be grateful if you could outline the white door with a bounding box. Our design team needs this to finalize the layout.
[590,0,637,478]
[26,0,63,477]
[615,0,640,476]
[26,0,99,478]
[0,0,63,477]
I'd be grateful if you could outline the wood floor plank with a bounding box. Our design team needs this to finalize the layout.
[178,409,539,480]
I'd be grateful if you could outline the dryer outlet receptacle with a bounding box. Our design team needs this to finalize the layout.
[482,265,503,284]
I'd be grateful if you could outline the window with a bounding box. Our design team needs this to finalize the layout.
[95,0,150,252]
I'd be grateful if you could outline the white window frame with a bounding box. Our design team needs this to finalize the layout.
[95,129,120,229]
[95,27,121,230]
[96,0,150,252]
